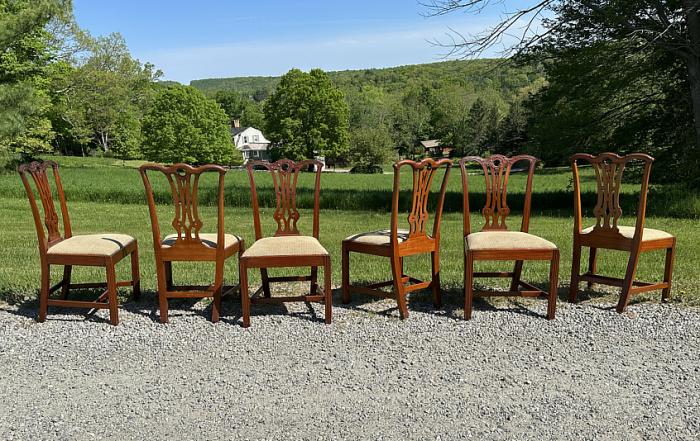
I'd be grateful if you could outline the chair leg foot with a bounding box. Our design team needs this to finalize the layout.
[158,294,169,324]
[211,290,221,323]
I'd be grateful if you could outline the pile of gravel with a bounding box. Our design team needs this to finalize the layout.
[0,289,698,440]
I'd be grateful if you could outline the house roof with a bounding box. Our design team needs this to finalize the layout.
[231,126,251,136]
[420,139,441,149]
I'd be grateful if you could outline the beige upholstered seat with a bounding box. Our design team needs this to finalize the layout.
[344,229,410,246]
[47,234,136,257]
[161,233,240,249]
[242,236,328,258]
[582,225,673,241]
[466,231,557,251]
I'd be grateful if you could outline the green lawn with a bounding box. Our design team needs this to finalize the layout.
[1,196,698,306]
[1,155,698,217]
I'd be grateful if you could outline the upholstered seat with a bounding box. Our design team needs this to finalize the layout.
[47,234,136,257]
[466,231,557,251]
[161,233,240,249]
[242,235,328,258]
[344,229,409,246]
[581,225,673,241]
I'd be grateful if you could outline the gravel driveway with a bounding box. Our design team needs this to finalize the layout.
[1,289,698,440]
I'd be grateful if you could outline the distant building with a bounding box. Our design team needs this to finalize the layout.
[231,119,273,162]
[420,139,453,157]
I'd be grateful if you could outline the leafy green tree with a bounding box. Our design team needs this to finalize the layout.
[264,68,349,162]
[141,84,241,164]
[390,84,434,158]
[0,0,71,157]
[51,33,159,158]
[213,89,265,128]
[349,125,394,168]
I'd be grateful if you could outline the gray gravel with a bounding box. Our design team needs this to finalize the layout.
[0,288,699,440]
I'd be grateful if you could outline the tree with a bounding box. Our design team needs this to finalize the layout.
[264,68,349,162]
[51,33,160,158]
[214,90,265,128]
[349,125,394,168]
[390,84,434,158]
[0,0,72,157]
[423,0,700,181]
[141,84,241,164]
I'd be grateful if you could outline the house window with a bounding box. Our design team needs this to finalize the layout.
[253,134,259,142]
[252,151,259,157]
[243,136,248,143]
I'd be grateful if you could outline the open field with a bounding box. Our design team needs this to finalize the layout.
[1,155,699,217]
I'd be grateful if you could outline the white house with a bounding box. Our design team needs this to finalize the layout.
[231,120,273,162]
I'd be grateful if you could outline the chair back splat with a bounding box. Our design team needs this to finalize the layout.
[459,154,537,236]
[571,152,654,238]
[392,158,452,243]
[18,161,72,253]
[246,159,323,240]
[139,163,227,256]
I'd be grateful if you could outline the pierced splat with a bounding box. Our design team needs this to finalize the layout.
[591,159,625,231]
[17,161,70,246]
[165,168,204,242]
[246,159,323,240]
[459,155,538,234]
[269,159,302,236]
[407,163,440,237]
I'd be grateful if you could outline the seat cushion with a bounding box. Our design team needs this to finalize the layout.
[344,229,409,246]
[466,231,557,251]
[582,225,673,241]
[47,234,135,257]
[162,233,240,249]
[242,236,328,258]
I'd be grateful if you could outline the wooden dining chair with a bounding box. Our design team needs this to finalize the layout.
[569,152,676,312]
[460,155,559,320]
[18,161,140,326]
[139,163,243,323]
[342,158,452,319]
[240,159,331,328]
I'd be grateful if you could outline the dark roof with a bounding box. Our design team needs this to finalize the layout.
[231,126,251,136]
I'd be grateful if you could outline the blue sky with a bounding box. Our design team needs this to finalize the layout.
[73,0,518,83]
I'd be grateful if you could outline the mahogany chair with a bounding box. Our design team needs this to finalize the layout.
[240,159,331,328]
[569,152,676,312]
[18,161,140,326]
[460,155,559,320]
[139,163,243,323]
[342,158,452,319]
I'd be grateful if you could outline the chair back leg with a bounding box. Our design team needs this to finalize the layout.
[431,251,442,308]
[509,260,523,292]
[341,245,351,304]
[61,266,72,299]
[464,252,474,320]
[106,263,119,326]
[587,248,598,289]
[310,266,318,295]
[548,250,560,320]
[324,257,332,324]
[260,268,272,298]
[130,249,140,300]
[662,241,676,301]
[240,262,251,328]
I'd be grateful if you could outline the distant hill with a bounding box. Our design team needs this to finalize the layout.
[189,59,543,101]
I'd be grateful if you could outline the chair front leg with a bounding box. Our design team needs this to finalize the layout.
[617,249,641,313]
[106,262,119,326]
[548,250,560,320]
[39,264,50,323]
[662,240,676,302]
[156,258,169,324]
[391,254,409,319]
[61,265,72,299]
[310,266,318,295]
[211,258,225,323]
[569,242,582,303]
[431,250,442,308]
[464,252,474,320]
[341,244,350,304]
[130,248,140,300]
[240,262,251,328]
[323,257,332,324]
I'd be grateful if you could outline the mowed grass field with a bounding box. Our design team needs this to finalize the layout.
[0,156,698,308]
